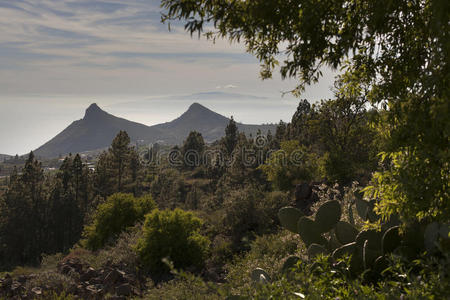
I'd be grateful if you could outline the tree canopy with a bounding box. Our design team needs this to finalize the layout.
[161,0,449,223]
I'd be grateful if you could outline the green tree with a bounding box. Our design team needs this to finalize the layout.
[136,208,210,275]
[94,131,142,197]
[286,100,316,146]
[83,193,156,250]
[150,168,186,209]
[312,82,379,184]
[260,140,318,191]
[162,0,449,222]
[182,131,205,169]
[0,152,47,266]
[110,131,132,192]
[223,116,238,157]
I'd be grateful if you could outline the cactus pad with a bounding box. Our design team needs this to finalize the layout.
[332,242,356,260]
[355,197,369,220]
[315,200,342,233]
[297,216,327,246]
[251,268,271,284]
[382,226,401,254]
[356,230,382,251]
[278,207,304,233]
[335,221,359,245]
[363,240,381,269]
[281,256,300,274]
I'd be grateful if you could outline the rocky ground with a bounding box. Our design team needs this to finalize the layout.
[0,257,143,299]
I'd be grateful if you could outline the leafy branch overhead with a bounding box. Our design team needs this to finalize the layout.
[161,0,449,223]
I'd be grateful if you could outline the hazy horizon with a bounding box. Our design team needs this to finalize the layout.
[0,0,336,155]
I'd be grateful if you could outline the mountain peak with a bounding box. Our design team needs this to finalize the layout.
[187,102,207,111]
[84,103,105,118]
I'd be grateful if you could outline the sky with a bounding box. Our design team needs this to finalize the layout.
[0,0,336,155]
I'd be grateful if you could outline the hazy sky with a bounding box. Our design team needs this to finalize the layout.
[0,0,336,155]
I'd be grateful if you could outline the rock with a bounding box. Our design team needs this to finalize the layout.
[86,284,104,297]
[59,257,83,274]
[80,267,97,282]
[115,283,132,296]
[60,264,74,275]
[10,281,25,295]
[104,269,123,286]
[17,275,27,284]
[89,277,103,285]
[31,286,42,296]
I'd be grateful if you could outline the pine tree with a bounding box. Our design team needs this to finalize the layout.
[182,131,205,169]
[94,131,142,197]
[0,152,46,266]
[223,117,238,157]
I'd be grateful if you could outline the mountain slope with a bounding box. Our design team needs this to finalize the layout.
[34,103,276,158]
[34,104,167,158]
[154,103,275,143]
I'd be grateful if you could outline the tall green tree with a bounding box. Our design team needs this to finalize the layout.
[94,131,141,197]
[110,130,132,192]
[162,0,449,222]
[0,152,46,266]
[223,116,238,157]
[182,131,205,169]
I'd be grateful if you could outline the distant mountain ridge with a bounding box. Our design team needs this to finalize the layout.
[0,154,12,162]
[34,103,276,158]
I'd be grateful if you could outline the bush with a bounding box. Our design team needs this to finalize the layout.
[136,208,210,275]
[82,193,155,250]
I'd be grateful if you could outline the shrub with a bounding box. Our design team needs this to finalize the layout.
[219,188,289,251]
[82,193,155,250]
[136,208,210,275]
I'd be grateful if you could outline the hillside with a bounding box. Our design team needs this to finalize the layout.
[153,102,275,143]
[34,103,276,158]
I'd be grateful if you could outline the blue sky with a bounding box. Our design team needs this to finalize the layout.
[0,0,336,155]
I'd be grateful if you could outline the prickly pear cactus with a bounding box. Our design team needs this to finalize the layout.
[278,207,304,234]
[382,226,401,254]
[307,243,327,258]
[315,200,342,233]
[281,256,300,274]
[251,268,271,284]
[363,240,381,270]
[297,216,327,246]
[332,242,356,260]
[355,195,369,220]
[355,230,382,251]
[335,221,359,245]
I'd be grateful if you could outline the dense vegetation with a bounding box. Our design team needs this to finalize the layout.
[0,0,448,298]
